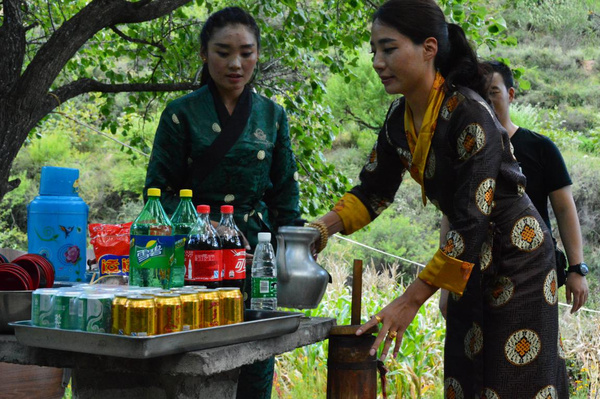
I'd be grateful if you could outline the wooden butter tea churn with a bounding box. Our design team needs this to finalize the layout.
[327,259,388,399]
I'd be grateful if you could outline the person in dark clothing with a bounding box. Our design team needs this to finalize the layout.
[309,1,568,397]
[144,7,300,399]
[485,60,588,313]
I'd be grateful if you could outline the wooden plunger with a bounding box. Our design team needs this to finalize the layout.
[326,259,378,399]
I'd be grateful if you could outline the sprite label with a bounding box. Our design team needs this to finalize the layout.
[130,235,175,288]
[251,277,277,299]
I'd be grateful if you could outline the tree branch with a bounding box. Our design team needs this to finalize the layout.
[344,107,381,131]
[49,78,200,106]
[18,0,193,103]
[110,25,167,52]
[52,111,150,157]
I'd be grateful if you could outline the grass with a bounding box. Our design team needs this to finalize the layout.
[274,252,600,398]
[274,256,445,398]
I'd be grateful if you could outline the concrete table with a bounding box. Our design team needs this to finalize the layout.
[0,316,335,398]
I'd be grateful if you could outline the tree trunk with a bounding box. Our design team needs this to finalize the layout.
[0,0,194,203]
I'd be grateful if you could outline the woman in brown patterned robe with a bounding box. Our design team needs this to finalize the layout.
[310,0,568,397]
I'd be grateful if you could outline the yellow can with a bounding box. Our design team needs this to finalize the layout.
[111,294,129,335]
[217,288,244,325]
[155,293,183,334]
[178,292,201,331]
[197,289,220,328]
[125,295,156,336]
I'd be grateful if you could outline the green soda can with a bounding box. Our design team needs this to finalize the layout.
[31,288,56,327]
[81,292,113,333]
[53,290,83,330]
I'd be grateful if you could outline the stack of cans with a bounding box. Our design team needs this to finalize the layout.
[31,285,244,336]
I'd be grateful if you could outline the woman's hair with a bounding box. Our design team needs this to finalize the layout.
[199,7,261,86]
[373,0,489,97]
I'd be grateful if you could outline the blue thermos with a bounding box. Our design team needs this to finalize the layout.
[27,166,88,282]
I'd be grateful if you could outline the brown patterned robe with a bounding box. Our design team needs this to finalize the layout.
[350,87,569,398]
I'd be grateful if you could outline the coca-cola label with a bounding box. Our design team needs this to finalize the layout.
[223,249,246,280]
[184,249,222,282]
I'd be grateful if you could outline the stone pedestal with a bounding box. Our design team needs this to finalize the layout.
[0,317,334,398]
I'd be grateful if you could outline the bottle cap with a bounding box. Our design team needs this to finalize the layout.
[197,205,210,214]
[180,189,193,198]
[221,205,234,214]
[147,188,161,197]
[258,232,271,242]
[39,166,80,196]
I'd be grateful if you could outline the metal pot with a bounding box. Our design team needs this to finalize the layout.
[276,226,330,309]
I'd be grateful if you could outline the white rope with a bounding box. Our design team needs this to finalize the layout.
[332,234,425,269]
[558,302,600,314]
[331,234,600,315]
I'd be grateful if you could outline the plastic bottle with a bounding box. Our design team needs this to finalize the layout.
[129,188,174,289]
[184,205,222,289]
[216,205,246,294]
[170,189,198,288]
[250,232,277,310]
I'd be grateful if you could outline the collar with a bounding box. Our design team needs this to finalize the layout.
[404,71,446,205]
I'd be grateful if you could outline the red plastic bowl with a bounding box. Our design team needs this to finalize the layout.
[11,257,41,290]
[0,266,32,290]
[12,254,55,289]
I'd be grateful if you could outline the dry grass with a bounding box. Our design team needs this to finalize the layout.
[560,306,600,397]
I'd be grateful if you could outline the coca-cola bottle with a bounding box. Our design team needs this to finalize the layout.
[216,205,246,293]
[184,205,222,288]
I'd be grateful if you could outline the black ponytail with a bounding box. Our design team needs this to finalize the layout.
[442,23,489,97]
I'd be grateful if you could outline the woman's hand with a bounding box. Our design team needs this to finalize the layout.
[356,278,437,361]
[565,273,588,313]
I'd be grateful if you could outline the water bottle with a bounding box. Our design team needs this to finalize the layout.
[184,205,222,289]
[170,189,197,288]
[250,232,277,310]
[216,205,246,294]
[27,166,88,282]
[129,188,174,289]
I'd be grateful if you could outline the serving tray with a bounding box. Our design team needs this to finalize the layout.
[10,309,302,359]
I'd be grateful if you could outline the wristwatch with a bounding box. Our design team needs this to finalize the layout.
[567,262,589,276]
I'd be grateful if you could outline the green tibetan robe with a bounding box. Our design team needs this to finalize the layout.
[144,85,300,249]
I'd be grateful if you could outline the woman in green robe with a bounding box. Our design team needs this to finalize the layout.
[144,7,300,399]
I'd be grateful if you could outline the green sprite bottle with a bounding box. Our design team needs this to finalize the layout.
[170,189,198,288]
[129,188,174,289]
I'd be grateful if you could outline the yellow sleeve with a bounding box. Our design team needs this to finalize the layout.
[332,193,372,235]
[418,249,474,296]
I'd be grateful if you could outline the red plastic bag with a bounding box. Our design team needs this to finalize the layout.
[89,222,132,279]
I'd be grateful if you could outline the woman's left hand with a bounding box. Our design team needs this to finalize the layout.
[356,279,437,361]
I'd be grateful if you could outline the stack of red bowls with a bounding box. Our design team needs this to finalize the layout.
[0,253,55,290]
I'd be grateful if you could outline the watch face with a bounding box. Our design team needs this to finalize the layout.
[581,263,589,275]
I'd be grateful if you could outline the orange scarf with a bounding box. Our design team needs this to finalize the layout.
[404,72,446,205]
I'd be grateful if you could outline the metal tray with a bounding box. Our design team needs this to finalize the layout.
[0,282,76,333]
[10,309,302,359]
